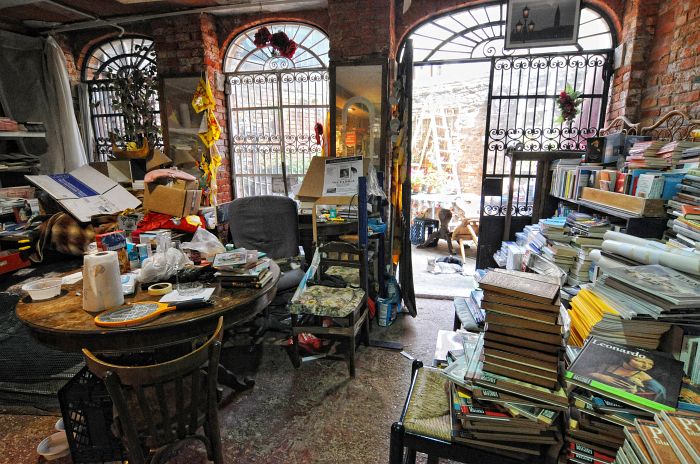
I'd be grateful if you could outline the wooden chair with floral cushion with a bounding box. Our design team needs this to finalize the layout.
[288,241,370,377]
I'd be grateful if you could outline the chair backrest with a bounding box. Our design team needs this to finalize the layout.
[317,241,367,291]
[82,317,224,463]
[228,196,299,259]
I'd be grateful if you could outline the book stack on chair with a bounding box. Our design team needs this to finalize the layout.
[564,337,687,464]
[212,249,272,288]
[439,269,569,461]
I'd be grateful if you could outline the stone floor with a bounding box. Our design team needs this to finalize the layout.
[411,241,477,299]
[0,298,457,464]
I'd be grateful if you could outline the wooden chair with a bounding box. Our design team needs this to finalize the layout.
[82,317,224,464]
[451,218,479,264]
[289,241,371,377]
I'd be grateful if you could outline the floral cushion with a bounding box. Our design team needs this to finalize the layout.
[289,285,365,317]
[325,265,361,287]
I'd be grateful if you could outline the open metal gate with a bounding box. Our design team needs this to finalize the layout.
[476,50,612,268]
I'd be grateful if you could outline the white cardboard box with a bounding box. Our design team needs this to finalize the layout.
[25,165,140,222]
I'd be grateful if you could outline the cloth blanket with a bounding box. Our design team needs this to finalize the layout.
[31,212,115,262]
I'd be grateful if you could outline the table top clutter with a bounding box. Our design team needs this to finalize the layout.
[15,261,280,353]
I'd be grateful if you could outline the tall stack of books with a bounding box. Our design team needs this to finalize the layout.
[565,337,686,463]
[626,141,669,169]
[666,167,700,248]
[542,241,577,274]
[656,141,700,168]
[212,249,273,288]
[679,145,700,169]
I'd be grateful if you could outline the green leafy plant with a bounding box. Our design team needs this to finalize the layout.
[555,84,582,124]
[107,65,161,148]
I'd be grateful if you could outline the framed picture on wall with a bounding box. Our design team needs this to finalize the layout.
[159,75,206,166]
[504,0,582,49]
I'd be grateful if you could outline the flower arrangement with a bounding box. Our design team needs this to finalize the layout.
[556,84,582,124]
[252,26,298,59]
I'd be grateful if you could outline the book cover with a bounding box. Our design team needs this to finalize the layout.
[478,269,559,304]
[566,338,684,413]
[484,330,561,354]
[678,378,700,413]
[482,358,558,389]
[635,419,681,464]
[658,411,700,463]
[482,292,561,312]
[485,311,561,334]
[624,427,653,464]
[483,339,559,364]
[473,365,568,407]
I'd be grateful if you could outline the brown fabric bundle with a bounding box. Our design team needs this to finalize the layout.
[30,212,117,263]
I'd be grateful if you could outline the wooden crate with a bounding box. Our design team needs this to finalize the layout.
[579,188,666,217]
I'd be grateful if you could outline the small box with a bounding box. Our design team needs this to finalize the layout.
[143,180,202,217]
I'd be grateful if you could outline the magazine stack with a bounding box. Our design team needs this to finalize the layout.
[212,248,273,288]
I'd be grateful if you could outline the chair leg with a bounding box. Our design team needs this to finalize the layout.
[348,314,356,377]
[290,314,301,368]
[459,239,467,266]
[389,423,405,464]
[404,447,417,464]
[362,309,371,347]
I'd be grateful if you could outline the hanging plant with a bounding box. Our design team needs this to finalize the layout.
[108,65,160,150]
[556,84,582,124]
[252,27,298,59]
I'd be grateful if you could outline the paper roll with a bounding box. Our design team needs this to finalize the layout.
[602,240,700,276]
[83,251,124,313]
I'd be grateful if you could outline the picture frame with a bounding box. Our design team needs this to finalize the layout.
[504,0,582,50]
[159,75,207,164]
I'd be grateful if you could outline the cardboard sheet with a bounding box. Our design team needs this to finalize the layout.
[26,165,141,222]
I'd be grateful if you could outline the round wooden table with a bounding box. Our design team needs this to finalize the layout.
[15,262,280,354]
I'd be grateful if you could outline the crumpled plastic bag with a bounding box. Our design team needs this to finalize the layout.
[367,165,388,203]
[140,247,192,283]
[180,227,226,259]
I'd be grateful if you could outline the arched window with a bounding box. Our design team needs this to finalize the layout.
[82,36,161,161]
[224,23,330,197]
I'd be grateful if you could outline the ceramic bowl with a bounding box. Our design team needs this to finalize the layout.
[36,431,69,461]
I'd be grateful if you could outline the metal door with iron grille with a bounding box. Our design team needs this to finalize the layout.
[476,51,612,268]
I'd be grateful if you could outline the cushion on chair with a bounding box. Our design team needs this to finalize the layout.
[403,367,452,441]
[289,285,365,317]
[325,265,361,288]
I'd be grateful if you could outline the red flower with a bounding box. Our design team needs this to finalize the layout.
[253,27,271,48]
[280,40,298,59]
[270,31,290,50]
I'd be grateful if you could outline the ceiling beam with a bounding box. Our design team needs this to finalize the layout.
[43,0,326,34]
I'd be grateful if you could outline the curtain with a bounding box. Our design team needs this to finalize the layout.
[44,36,88,173]
[77,83,95,162]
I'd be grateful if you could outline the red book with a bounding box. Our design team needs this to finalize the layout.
[614,173,626,193]
[681,205,700,221]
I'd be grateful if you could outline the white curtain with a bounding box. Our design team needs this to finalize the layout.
[77,83,95,162]
[43,36,88,173]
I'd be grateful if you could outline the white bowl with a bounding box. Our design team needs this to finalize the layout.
[37,431,69,461]
[22,278,63,301]
[54,417,65,431]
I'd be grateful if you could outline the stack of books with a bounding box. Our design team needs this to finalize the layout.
[443,331,566,460]
[542,241,577,274]
[566,212,610,241]
[540,217,569,241]
[618,410,700,464]
[626,141,670,169]
[667,168,700,248]
[212,249,273,288]
[564,337,686,464]
[479,270,563,390]
[679,145,700,169]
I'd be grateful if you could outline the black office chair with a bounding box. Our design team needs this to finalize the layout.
[228,196,305,337]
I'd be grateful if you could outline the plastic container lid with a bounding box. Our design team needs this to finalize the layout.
[37,431,69,461]
[21,278,63,301]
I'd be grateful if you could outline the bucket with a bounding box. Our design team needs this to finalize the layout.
[377,297,400,327]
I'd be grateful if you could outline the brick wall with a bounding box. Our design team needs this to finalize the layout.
[327,0,393,60]
[638,0,700,126]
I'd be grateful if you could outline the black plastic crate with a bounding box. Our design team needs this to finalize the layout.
[58,365,127,463]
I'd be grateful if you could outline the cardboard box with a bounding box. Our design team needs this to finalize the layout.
[90,160,133,184]
[25,165,140,223]
[143,181,202,217]
[296,156,371,203]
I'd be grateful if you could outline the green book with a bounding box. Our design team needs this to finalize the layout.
[565,337,683,414]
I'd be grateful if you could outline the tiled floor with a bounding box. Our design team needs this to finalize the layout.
[0,298,457,464]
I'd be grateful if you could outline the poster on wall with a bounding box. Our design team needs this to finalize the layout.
[504,0,581,49]
[322,156,363,196]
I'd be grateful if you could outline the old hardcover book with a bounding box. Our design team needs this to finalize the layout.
[483,360,557,389]
[624,427,653,464]
[505,403,559,426]
[567,441,616,463]
[655,415,695,464]
[571,394,635,427]
[484,348,557,372]
[487,323,562,345]
[473,367,568,408]
[479,269,560,304]
[484,331,561,354]
[471,387,568,411]
[658,411,700,463]
[482,300,560,323]
[484,339,559,364]
[483,355,557,381]
[482,292,561,312]
[565,337,683,413]
[635,419,681,464]
[621,441,643,464]
[486,312,561,334]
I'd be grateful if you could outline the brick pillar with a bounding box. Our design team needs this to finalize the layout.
[606,0,662,125]
[327,0,394,60]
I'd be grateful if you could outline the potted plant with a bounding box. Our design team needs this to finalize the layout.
[411,169,425,193]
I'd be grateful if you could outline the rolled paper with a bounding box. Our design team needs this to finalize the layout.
[602,240,700,276]
[83,251,124,313]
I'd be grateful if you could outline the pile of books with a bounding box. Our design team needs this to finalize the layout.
[619,410,700,464]
[679,145,700,168]
[656,141,700,168]
[542,241,577,274]
[626,141,670,169]
[564,337,686,463]
[440,269,570,460]
[666,168,700,248]
[212,248,272,288]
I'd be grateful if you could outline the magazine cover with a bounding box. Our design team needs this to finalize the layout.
[605,265,700,301]
[566,337,683,412]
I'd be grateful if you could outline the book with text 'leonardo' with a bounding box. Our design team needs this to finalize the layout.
[566,338,684,414]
